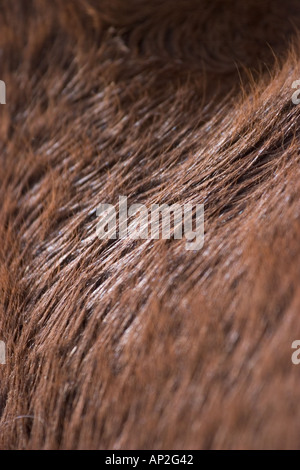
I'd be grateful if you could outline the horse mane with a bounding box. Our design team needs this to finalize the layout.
[1,0,300,449]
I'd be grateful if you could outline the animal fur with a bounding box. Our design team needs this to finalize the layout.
[1,0,300,450]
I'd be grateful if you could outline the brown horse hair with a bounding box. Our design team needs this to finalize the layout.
[1,0,300,450]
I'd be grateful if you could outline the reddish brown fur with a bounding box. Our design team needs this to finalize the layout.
[1,0,300,450]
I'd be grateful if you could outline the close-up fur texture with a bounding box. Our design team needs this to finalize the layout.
[1,0,300,450]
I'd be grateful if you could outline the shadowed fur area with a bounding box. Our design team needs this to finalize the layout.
[1,0,300,449]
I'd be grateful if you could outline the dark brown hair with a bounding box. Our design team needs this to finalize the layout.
[1,0,300,449]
